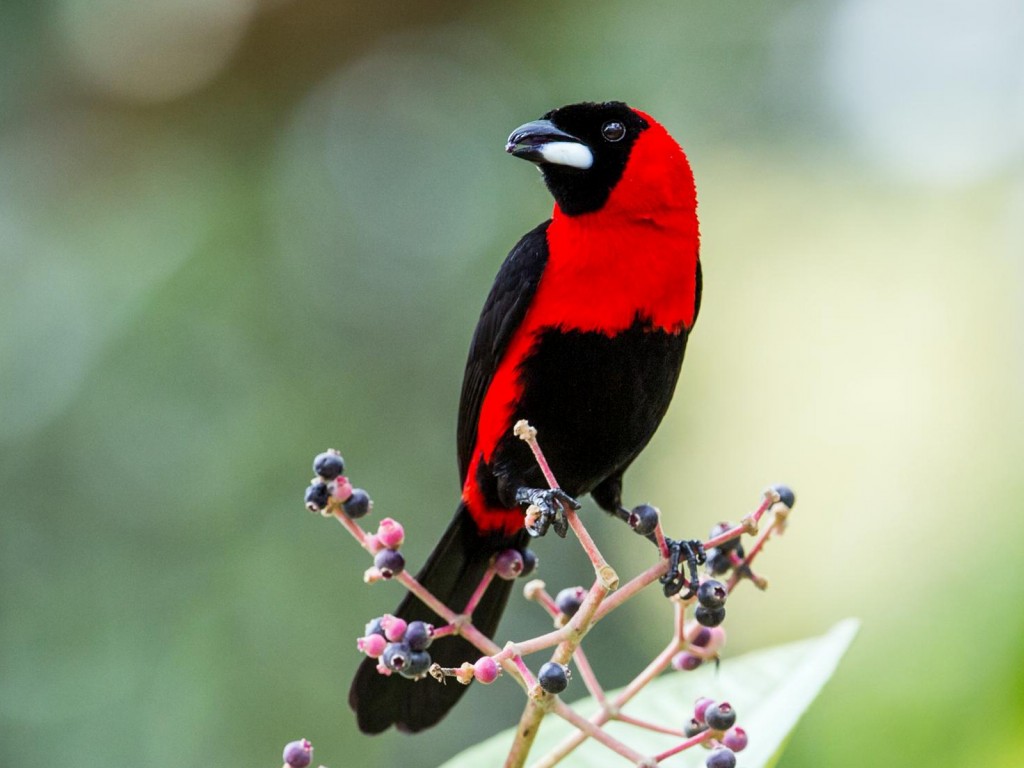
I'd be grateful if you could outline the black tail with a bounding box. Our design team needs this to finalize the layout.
[349,504,524,733]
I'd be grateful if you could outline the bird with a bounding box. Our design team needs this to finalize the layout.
[349,101,702,734]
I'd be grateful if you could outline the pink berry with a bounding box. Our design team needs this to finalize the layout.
[494,549,524,580]
[357,633,387,658]
[473,656,500,684]
[381,615,407,642]
[376,518,405,549]
[332,476,353,503]
[723,726,748,752]
[694,696,715,723]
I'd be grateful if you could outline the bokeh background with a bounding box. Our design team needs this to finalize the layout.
[3,0,1023,766]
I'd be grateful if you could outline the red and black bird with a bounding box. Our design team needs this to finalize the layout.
[350,101,702,733]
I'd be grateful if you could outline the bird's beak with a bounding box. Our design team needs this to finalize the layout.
[505,119,594,170]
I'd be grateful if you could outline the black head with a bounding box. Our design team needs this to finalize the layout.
[506,101,650,216]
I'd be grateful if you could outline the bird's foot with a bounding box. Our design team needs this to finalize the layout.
[516,487,581,538]
[660,538,707,599]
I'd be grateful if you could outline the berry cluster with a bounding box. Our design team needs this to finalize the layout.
[300,434,797,768]
[304,450,372,520]
[358,615,435,679]
[682,698,747,767]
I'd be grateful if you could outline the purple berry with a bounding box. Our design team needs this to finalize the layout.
[697,580,727,610]
[694,697,715,723]
[705,748,736,768]
[474,656,500,684]
[399,649,432,679]
[304,482,330,512]
[519,548,539,577]
[342,488,372,519]
[773,484,796,508]
[683,717,707,738]
[312,450,345,480]
[554,586,586,618]
[628,504,659,536]
[404,620,433,651]
[374,548,405,578]
[723,726,748,752]
[364,616,385,637]
[691,627,712,647]
[282,739,313,768]
[695,604,726,628]
[494,549,525,580]
[382,641,411,672]
[671,651,702,671]
[705,701,737,731]
[537,662,570,694]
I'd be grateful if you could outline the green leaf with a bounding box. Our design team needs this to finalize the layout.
[438,619,859,768]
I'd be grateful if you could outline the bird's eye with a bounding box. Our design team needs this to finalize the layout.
[601,121,626,142]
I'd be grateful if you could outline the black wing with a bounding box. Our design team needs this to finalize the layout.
[457,220,551,484]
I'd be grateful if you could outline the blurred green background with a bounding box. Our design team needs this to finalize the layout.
[3,0,1022,766]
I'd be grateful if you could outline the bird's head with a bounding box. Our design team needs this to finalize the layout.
[506,101,696,219]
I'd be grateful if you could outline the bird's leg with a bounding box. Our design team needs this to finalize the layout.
[612,505,705,599]
[515,487,581,538]
[660,538,706,599]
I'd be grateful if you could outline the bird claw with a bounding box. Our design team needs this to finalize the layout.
[516,487,580,538]
[660,538,707,598]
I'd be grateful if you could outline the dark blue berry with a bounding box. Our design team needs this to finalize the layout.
[705,748,736,768]
[374,548,405,578]
[404,620,432,651]
[519,548,539,578]
[343,488,372,519]
[697,580,727,610]
[282,739,313,768]
[364,616,386,637]
[537,662,569,694]
[705,547,731,575]
[399,649,432,679]
[382,641,411,672]
[628,504,659,536]
[705,701,737,730]
[773,484,796,508]
[695,604,726,628]
[683,717,707,738]
[304,482,330,511]
[555,586,586,618]
[313,450,345,480]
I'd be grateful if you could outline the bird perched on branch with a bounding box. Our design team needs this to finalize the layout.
[350,101,702,733]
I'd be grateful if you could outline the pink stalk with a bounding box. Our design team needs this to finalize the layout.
[593,558,669,622]
[393,571,458,625]
[462,566,497,616]
[703,491,774,549]
[514,420,617,588]
[652,729,714,763]
[552,699,655,767]
[333,512,370,548]
[613,711,686,737]
[654,520,671,559]
[570,645,607,707]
